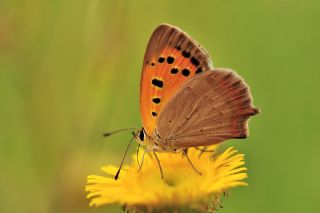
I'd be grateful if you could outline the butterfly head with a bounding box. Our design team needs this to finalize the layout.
[135,128,164,152]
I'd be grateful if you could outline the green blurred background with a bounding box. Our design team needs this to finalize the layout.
[1,0,319,212]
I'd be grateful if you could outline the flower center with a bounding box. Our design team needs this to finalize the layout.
[164,178,176,187]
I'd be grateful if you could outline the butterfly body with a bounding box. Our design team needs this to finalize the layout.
[137,24,259,153]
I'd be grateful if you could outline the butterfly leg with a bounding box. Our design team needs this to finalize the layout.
[183,149,202,176]
[136,144,141,168]
[195,146,216,158]
[138,148,147,172]
[153,152,164,179]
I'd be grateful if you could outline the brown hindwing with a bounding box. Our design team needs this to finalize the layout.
[157,68,259,149]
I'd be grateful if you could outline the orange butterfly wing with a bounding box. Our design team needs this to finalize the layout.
[140,24,213,135]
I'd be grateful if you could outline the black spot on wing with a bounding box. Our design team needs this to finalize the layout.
[190,57,200,67]
[152,112,157,117]
[167,56,174,64]
[182,50,191,58]
[171,68,178,74]
[152,79,163,88]
[181,69,190,77]
[195,67,203,74]
[152,98,161,104]
[158,57,165,63]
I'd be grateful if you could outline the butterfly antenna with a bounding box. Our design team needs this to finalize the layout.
[103,127,139,137]
[114,134,136,180]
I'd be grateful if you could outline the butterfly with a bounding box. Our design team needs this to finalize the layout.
[109,24,259,179]
[136,24,259,153]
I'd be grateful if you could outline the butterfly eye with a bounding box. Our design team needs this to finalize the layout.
[139,130,145,141]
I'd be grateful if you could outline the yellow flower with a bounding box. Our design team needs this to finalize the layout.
[85,146,247,212]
